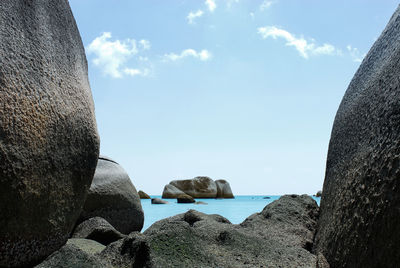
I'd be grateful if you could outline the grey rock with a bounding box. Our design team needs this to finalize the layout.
[138,190,151,199]
[0,1,99,267]
[215,179,235,198]
[170,176,217,198]
[100,195,320,267]
[195,201,208,205]
[151,198,168,204]
[35,239,109,268]
[177,194,196,203]
[315,191,322,197]
[80,156,144,234]
[161,184,185,198]
[314,6,400,267]
[72,217,124,246]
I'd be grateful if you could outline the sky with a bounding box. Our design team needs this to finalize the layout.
[68,0,399,195]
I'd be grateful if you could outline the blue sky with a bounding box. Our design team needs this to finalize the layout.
[69,0,399,195]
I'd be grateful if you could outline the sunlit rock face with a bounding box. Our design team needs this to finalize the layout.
[0,1,100,267]
[315,6,400,267]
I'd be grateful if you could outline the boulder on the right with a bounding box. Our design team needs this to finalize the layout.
[215,180,234,198]
[315,6,400,267]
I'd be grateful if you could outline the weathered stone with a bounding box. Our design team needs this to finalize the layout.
[314,6,400,267]
[151,198,168,204]
[72,217,124,246]
[161,184,185,198]
[138,190,151,199]
[170,176,217,198]
[215,179,234,198]
[100,195,320,267]
[35,239,108,268]
[80,156,144,234]
[0,1,99,267]
[177,194,195,203]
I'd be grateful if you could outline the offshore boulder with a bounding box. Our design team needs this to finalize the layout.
[0,1,99,267]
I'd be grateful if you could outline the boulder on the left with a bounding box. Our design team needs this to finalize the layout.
[0,1,100,267]
[80,156,144,234]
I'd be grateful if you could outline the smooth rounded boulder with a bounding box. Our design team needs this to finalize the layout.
[215,180,234,198]
[177,194,195,203]
[0,1,99,267]
[138,190,151,199]
[80,156,144,234]
[162,184,186,198]
[315,6,400,267]
[170,176,217,198]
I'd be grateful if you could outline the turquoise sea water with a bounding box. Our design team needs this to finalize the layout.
[141,195,321,231]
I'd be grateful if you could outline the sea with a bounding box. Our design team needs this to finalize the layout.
[141,195,321,231]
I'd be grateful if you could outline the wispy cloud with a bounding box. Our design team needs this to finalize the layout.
[187,10,204,24]
[164,49,212,61]
[260,0,275,11]
[205,0,217,12]
[347,45,366,63]
[257,26,339,58]
[86,32,150,78]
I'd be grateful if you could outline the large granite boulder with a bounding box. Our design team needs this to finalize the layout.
[170,176,218,198]
[72,217,124,246]
[100,195,321,267]
[161,184,186,198]
[314,6,400,267]
[138,190,151,199]
[80,156,144,234]
[215,179,234,198]
[0,1,100,267]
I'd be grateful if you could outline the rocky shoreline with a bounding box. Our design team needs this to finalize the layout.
[1,1,400,267]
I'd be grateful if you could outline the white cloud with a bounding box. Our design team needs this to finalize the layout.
[86,32,150,78]
[250,12,255,19]
[205,0,217,12]
[257,26,339,59]
[164,49,212,61]
[260,0,275,11]
[347,45,366,63]
[124,68,150,77]
[139,39,151,50]
[187,10,204,24]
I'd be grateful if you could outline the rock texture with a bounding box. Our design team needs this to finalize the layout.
[35,239,108,268]
[138,190,151,199]
[215,180,235,198]
[168,176,218,198]
[314,6,400,267]
[161,184,186,198]
[80,156,144,234]
[72,217,124,246]
[151,198,168,205]
[100,195,320,267]
[0,1,100,267]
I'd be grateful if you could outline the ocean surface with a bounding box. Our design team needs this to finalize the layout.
[141,195,321,231]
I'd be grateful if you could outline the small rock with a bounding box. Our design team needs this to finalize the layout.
[177,194,196,203]
[315,191,322,197]
[195,201,208,205]
[151,198,168,204]
[138,190,151,199]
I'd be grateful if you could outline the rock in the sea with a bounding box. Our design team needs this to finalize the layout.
[35,239,108,268]
[177,194,196,203]
[100,195,320,267]
[170,176,218,198]
[72,217,124,246]
[315,191,322,197]
[215,179,234,198]
[195,201,208,205]
[138,190,151,199]
[151,198,168,204]
[80,156,144,234]
[314,6,400,267]
[0,1,100,267]
[161,184,186,198]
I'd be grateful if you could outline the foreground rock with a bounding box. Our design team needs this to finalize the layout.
[151,198,168,204]
[100,195,320,267]
[35,239,108,268]
[72,217,124,246]
[0,1,100,266]
[138,190,151,199]
[177,194,196,203]
[80,156,144,234]
[315,6,400,268]
[215,180,234,198]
